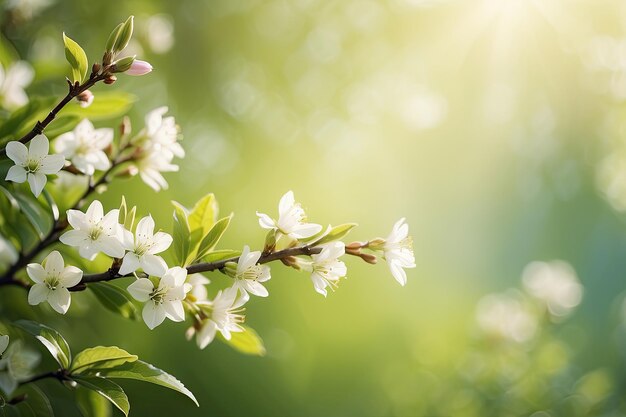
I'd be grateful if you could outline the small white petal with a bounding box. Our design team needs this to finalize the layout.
[27,172,47,197]
[5,165,27,183]
[142,302,166,330]
[245,280,269,297]
[47,288,71,314]
[60,266,83,288]
[59,230,88,246]
[28,283,49,305]
[44,251,64,275]
[290,223,323,239]
[136,216,155,239]
[39,154,65,175]
[278,191,295,217]
[127,278,154,302]
[96,236,125,258]
[118,253,141,276]
[256,212,276,230]
[28,135,49,159]
[140,254,168,277]
[149,232,173,254]
[197,320,217,349]
[5,141,28,164]
[163,300,185,322]
[26,263,46,284]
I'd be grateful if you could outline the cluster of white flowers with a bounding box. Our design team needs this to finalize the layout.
[0,61,34,110]
[54,119,113,175]
[131,106,184,191]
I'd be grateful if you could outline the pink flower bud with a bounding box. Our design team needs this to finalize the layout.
[126,59,153,76]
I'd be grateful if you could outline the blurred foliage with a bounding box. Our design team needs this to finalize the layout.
[4,0,626,416]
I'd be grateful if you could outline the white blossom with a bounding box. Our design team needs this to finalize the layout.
[256,190,322,240]
[0,61,34,110]
[54,119,113,175]
[522,260,583,317]
[26,250,82,314]
[118,215,172,276]
[0,340,40,395]
[186,274,210,302]
[304,242,347,297]
[60,200,130,260]
[133,107,184,192]
[191,286,246,349]
[229,245,271,301]
[5,135,65,197]
[127,266,190,329]
[382,218,415,286]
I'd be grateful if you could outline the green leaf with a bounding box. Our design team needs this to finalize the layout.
[188,193,218,236]
[76,386,111,417]
[11,385,54,417]
[89,282,138,320]
[71,346,138,374]
[62,33,89,83]
[11,190,53,239]
[172,202,191,266]
[89,360,198,407]
[44,115,81,139]
[14,320,71,369]
[60,92,137,121]
[113,16,134,53]
[312,223,358,246]
[0,97,56,144]
[74,376,129,417]
[218,325,266,356]
[203,249,241,263]
[194,214,233,262]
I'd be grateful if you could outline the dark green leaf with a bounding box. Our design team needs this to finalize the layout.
[13,320,71,369]
[74,376,129,417]
[62,33,89,83]
[218,325,266,356]
[11,385,54,417]
[89,282,138,320]
[0,97,56,144]
[12,191,53,239]
[71,346,137,374]
[89,360,198,407]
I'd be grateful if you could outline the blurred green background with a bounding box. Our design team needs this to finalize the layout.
[6,0,626,415]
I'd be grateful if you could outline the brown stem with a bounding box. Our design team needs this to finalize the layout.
[71,245,323,291]
[0,72,108,155]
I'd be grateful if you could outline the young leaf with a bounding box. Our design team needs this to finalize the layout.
[61,92,137,120]
[74,376,129,417]
[88,360,198,407]
[188,193,218,235]
[70,346,138,374]
[76,386,112,417]
[62,33,89,83]
[89,282,138,320]
[203,249,241,263]
[14,320,71,369]
[218,325,266,356]
[172,202,191,266]
[312,223,358,246]
[194,214,233,262]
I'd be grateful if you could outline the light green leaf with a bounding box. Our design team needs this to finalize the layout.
[188,193,218,236]
[60,92,137,121]
[74,376,129,417]
[14,320,71,369]
[113,16,134,53]
[45,115,81,139]
[172,202,191,266]
[218,325,266,356]
[76,386,111,417]
[12,190,53,240]
[63,33,88,83]
[194,214,233,262]
[71,346,138,374]
[203,249,241,263]
[312,223,358,246]
[88,360,198,407]
[89,282,138,320]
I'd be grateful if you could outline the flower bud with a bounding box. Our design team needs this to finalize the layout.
[92,62,101,75]
[346,241,365,250]
[102,51,114,67]
[103,75,117,85]
[76,89,94,108]
[359,253,378,265]
[120,116,132,136]
[115,165,139,178]
[367,238,386,250]
[126,59,153,76]
[111,56,135,73]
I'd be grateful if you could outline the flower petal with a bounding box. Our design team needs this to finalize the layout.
[136,216,155,240]
[245,280,269,297]
[127,278,154,302]
[47,288,71,314]
[5,141,28,164]
[149,232,173,254]
[256,212,275,230]
[5,165,27,183]
[28,135,49,159]
[59,230,88,246]
[25,263,46,284]
[44,250,65,274]
[290,223,323,239]
[278,190,295,217]
[163,300,185,322]
[27,172,47,197]
[197,320,217,349]
[28,283,49,305]
[85,200,104,223]
[96,236,125,258]
[39,154,65,175]
[60,266,83,288]
[142,302,166,330]
[140,254,168,277]
[118,253,141,276]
